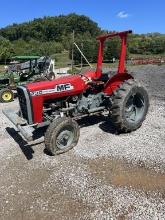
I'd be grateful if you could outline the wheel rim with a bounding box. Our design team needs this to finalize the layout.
[2,91,12,101]
[56,127,74,150]
[125,92,145,123]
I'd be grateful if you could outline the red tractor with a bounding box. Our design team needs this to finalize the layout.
[3,30,149,155]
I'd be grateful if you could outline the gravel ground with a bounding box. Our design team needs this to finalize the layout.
[0,64,165,220]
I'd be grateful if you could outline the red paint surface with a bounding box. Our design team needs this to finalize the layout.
[26,75,87,123]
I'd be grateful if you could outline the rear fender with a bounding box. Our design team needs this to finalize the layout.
[103,73,133,95]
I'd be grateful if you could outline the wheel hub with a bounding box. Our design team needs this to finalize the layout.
[2,92,12,101]
[125,93,145,123]
[56,130,74,150]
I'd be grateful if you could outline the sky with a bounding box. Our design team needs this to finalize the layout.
[0,0,165,34]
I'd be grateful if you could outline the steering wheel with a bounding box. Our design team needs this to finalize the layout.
[80,73,90,81]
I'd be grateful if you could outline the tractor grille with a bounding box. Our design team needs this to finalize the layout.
[17,86,33,124]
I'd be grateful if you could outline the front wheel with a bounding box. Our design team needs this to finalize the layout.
[45,117,80,155]
[0,88,14,103]
[111,79,149,132]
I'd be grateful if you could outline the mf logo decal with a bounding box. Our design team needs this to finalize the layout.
[30,83,74,96]
[54,83,74,92]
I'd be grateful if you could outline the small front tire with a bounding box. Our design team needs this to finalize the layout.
[0,88,14,103]
[45,117,80,156]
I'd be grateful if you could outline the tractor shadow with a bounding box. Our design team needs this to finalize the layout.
[6,115,118,160]
[6,127,45,160]
[78,114,117,134]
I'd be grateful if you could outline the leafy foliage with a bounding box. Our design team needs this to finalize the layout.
[69,39,98,64]
[0,14,101,42]
[104,39,121,61]
[0,14,164,65]
[0,37,14,63]
[128,34,165,55]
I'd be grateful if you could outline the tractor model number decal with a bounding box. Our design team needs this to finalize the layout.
[30,83,74,96]
[30,90,43,96]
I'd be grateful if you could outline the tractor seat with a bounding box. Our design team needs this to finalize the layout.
[99,73,109,82]
[99,70,116,82]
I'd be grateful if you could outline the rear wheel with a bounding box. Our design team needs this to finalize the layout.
[111,79,149,132]
[45,117,80,155]
[0,88,14,103]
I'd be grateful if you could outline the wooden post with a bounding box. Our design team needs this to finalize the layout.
[81,43,83,70]
[71,30,75,72]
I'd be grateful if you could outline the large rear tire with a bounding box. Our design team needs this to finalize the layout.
[0,88,14,103]
[45,117,80,156]
[111,79,149,132]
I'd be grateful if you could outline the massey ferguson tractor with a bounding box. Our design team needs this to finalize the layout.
[3,30,149,156]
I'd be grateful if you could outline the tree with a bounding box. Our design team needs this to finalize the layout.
[0,14,102,44]
[0,37,14,63]
[104,39,121,61]
[70,39,98,64]
[0,14,165,64]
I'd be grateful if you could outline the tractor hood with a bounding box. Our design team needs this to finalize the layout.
[26,74,87,99]
[20,74,87,123]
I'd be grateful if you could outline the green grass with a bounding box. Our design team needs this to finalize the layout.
[0,65,5,75]
[51,51,119,69]
[0,65,4,72]
[51,51,71,68]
